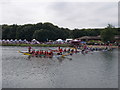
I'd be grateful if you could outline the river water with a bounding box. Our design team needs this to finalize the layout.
[2,46,118,88]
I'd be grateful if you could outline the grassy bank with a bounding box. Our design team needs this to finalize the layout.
[1,44,119,48]
[1,44,71,47]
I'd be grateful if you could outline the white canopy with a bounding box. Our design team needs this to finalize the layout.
[15,39,18,41]
[73,39,78,41]
[19,39,22,41]
[2,39,5,41]
[32,39,37,41]
[10,39,13,41]
[24,39,27,41]
[56,39,63,42]
[6,39,9,41]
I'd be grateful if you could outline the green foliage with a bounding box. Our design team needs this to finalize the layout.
[1,23,119,42]
[33,29,51,42]
[100,24,116,43]
[72,28,101,39]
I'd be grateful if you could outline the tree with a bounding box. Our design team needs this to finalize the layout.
[33,29,53,42]
[100,24,115,43]
[1,22,119,42]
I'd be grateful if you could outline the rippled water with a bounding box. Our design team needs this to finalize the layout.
[2,46,118,88]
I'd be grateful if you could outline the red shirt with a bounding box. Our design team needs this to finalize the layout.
[59,49,63,52]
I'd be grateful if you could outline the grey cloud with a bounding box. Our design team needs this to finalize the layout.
[48,2,118,28]
[0,1,118,29]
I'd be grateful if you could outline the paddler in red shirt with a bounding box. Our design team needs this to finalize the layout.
[31,49,35,54]
[59,48,63,55]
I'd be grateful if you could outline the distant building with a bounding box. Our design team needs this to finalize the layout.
[71,39,81,46]
[76,35,120,42]
[114,35,120,43]
[76,36,101,41]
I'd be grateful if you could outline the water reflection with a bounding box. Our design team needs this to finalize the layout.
[27,54,72,63]
[100,50,114,60]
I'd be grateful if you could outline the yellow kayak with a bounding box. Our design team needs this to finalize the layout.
[18,51,31,55]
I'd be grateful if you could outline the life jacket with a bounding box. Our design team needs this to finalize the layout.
[46,51,49,54]
[31,50,35,54]
[39,51,43,55]
[35,51,39,54]
[49,51,53,55]
[38,51,41,55]
[45,51,47,55]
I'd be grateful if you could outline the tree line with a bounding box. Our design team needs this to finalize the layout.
[1,22,120,42]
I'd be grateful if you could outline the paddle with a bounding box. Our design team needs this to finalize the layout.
[61,52,73,57]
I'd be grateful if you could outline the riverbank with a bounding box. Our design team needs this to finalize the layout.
[1,44,119,49]
[1,44,71,47]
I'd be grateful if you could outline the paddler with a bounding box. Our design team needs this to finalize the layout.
[58,46,63,54]
[81,49,85,55]
[50,51,53,58]
[35,50,39,57]
[42,51,46,57]
[71,49,74,53]
[45,50,49,58]
[59,48,63,54]
[83,45,87,50]
[58,46,60,50]
[38,50,43,57]
[48,51,53,58]
[74,46,78,53]
[64,48,66,52]
[30,49,35,54]
[41,50,45,57]
[28,46,32,53]
[30,49,35,56]
[67,48,70,53]
[45,51,47,55]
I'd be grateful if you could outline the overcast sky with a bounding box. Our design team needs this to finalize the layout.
[0,0,118,29]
